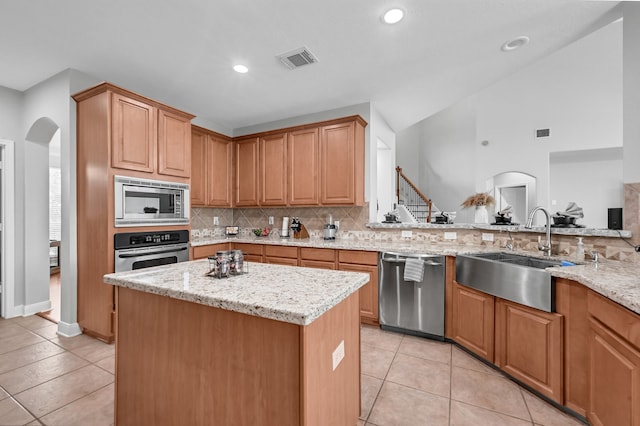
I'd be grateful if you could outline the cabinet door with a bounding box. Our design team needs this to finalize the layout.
[259,133,287,206]
[111,93,155,172]
[589,318,640,426]
[320,122,355,205]
[339,263,378,325]
[158,108,191,178]
[495,299,564,403]
[288,128,319,205]
[452,281,495,362]
[207,135,232,206]
[190,129,207,206]
[235,138,259,206]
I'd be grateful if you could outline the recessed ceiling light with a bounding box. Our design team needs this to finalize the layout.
[501,36,530,52]
[383,8,404,24]
[233,64,249,73]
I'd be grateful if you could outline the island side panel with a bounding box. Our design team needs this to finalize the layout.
[114,286,301,426]
[300,291,361,426]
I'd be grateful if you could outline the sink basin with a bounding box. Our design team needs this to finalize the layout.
[455,252,561,312]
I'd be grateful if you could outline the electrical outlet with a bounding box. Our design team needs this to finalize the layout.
[334,220,340,230]
[401,230,412,238]
[268,216,274,225]
[444,232,457,240]
[482,233,494,242]
[332,340,345,371]
[213,216,219,226]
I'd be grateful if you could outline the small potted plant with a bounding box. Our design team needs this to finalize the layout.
[461,192,496,224]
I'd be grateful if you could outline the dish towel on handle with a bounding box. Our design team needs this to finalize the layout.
[404,258,425,282]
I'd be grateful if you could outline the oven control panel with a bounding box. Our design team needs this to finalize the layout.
[114,230,190,249]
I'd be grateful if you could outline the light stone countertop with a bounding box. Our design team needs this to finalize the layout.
[104,259,369,326]
[192,236,640,316]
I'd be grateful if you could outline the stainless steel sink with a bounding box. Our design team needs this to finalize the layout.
[455,252,562,312]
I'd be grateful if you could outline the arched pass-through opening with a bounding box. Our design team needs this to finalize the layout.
[20,117,60,320]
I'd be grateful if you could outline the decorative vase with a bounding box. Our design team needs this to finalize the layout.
[474,205,489,224]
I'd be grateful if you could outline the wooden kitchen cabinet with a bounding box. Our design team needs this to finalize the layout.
[192,243,231,260]
[495,298,564,403]
[259,133,288,206]
[338,250,378,325]
[235,137,260,207]
[110,88,192,178]
[191,126,232,207]
[320,119,365,206]
[264,245,298,266]
[451,281,495,362]
[288,128,320,205]
[588,291,640,426]
[234,243,263,263]
[299,247,336,270]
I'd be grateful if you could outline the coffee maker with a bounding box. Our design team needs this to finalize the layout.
[323,215,337,240]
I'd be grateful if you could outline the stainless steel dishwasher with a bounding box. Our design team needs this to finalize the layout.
[378,252,445,339]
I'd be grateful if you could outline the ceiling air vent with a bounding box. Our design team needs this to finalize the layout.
[277,47,318,70]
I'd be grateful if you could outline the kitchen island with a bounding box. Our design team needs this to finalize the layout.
[104,260,369,426]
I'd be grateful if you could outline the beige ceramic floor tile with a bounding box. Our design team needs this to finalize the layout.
[451,367,531,421]
[368,381,449,426]
[452,345,502,376]
[40,382,114,426]
[522,390,585,426]
[0,341,66,375]
[386,353,451,398]
[16,316,55,331]
[0,397,36,425]
[398,335,451,365]
[95,356,115,375]
[70,339,115,363]
[0,352,89,394]
[356,420,366,426]
[49,333,99,351]
[26,421,42,425]
[360,374,383,421]
[0,330,46,356]
[15,365,114,418]
[31,324,59,340]
[361,326,403,352]
[0,323,29,340]
[361,343,396,379]
[450,400,533,426]
[0,386,9,401]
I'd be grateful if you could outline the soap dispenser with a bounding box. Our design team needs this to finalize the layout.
[576,237,585,262]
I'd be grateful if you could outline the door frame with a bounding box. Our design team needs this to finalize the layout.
[0,139,16,318]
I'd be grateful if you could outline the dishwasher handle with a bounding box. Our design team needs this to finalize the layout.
[381,257,442,267]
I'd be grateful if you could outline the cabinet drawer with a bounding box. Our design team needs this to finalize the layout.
[192,243,230,260]
[300,259,336,270]
[234,243,264,256]
[588,291,640,350]
[338,250,378,266]
[264,245,298,259]
[264,257,299,266]
[300,248,336,262]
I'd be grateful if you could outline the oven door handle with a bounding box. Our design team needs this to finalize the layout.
[117,246,189,258]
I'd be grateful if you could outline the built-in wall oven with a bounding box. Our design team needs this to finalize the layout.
[114,175,189,227]
[114,230,190,273]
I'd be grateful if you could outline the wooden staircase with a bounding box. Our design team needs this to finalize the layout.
[396,167,432,223]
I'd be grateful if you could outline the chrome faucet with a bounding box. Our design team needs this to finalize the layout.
[525,206,552,256]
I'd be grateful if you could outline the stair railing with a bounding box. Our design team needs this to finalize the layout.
[396,166,432,223]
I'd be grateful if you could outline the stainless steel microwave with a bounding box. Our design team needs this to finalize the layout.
[114,175,190,227]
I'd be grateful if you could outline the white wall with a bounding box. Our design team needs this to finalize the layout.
[397,18,623,227]
[370,106,396,222]
[623,4,640,183]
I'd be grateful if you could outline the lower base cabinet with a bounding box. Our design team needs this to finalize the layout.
[451,281,495,362]
[338,250,379,326]
[494,298,564,403]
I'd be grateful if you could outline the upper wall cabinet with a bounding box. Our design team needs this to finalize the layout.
[233,116,366,207]
[191,126,232,207]
[76,83,194,181]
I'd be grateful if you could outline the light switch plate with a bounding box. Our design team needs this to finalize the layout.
[268,216,274,225]
[332,340,345,371]
[444,232,457,240]
[213,216,219,226]
[482,233,494,242]
[401,230,412,238]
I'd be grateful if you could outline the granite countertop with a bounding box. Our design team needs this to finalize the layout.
[192,236,640,316]
[104,260,369,326]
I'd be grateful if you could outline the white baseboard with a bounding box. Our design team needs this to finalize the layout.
[3,304,24,319]
[57,321,82,337]
[23,300,52,316]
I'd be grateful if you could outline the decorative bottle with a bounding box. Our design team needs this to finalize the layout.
[576,237,585,262]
